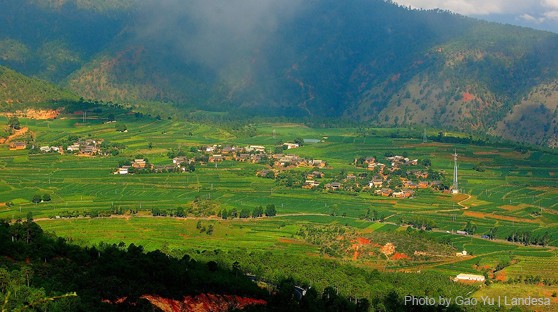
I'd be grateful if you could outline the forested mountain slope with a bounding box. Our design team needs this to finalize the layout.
[1,0,558,145]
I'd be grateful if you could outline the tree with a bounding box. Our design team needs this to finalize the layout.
[107,113,115,122]
[422,158,432,167]
[330,204,339,216]
[239,208,250,218]
[187,164,196,172]
[8,116,20,130]
[252,206,263,218]
[148,142,153,149]
[42,194,51,202]
[294,137,304,146]
[32,194,42,203]
[26,211,33,222]
[265,204,277,217]
[115,124,127,132]
[176,207,185,218]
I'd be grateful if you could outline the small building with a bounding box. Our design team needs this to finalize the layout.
[369,177,384,188]
[247,145,266,153]
[283,143,299,149]
[209,154,223,162]
[456,250,468,257]
[237,153,250,162]
[454,273,485,283]
[132,159,146,169]
[221,146,235,154]
[456,230,468,235]
[311,159,325,167]
[118,166,130,175]
[9,141,26,150]
[40,146,51,152]
[380,188,393,197]
[173,157,188,166]
[67,143,80,152]
[311,171,324,178]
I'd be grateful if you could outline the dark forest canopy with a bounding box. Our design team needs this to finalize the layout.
[1,0,558,145]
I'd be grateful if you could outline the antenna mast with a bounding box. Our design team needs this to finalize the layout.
[452,150,459,194]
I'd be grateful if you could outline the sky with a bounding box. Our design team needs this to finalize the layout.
[392,0,558,33]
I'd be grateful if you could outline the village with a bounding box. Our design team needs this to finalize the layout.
[111,141,446,199]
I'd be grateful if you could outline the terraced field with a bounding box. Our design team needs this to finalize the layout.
[2,112,558,309]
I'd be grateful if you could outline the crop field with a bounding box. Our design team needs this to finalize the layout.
[2,111,558,309]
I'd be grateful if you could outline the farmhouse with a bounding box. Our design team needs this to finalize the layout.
[209,154,223,162]
[67,143,80,152]
[80,145,98,156]
[237,153,250,162]
[418,181,429,189]
[246,145,266,153]
[369,177,384,188]
[376,188,393,197]
[221,145,235,154]
[303,180,321,189]
[311,159,325,167]
[132,159,147,169]
[283,142,299,149]
[117,166,130,175]
[454,274,485,283]
[9,141,26,150]
[325,182,342,191]
[172,157,189,166]
[403,180,418,189]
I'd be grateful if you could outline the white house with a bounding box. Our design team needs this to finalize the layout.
[454,274,485,283]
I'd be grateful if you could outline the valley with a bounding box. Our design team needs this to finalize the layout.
[1,107,557,310]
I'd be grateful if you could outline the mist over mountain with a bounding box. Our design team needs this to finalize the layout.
[1,0,558,145]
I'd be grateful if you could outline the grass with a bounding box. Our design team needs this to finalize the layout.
[2,113,558,305]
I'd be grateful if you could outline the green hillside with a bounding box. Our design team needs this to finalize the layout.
[0,65,77,109]
[1,0,558,145]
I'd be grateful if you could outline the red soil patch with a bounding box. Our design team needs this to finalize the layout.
[391,252,410,260]
[2,126,28,144]
[179,233,188,239]
[495,271,506,282]
[278,238,306,245]
[498,204,531,211]
[356,237,371,245]
[352,246,359,261]
[1,109,61,120]
[462,92,475,102]
[463,210,537,224]
[472,150,498,155]
[141,294,267,312]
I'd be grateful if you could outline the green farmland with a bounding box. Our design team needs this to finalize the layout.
[2,112,558,310]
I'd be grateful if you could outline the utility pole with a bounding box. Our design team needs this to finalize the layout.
[452,149,459,194]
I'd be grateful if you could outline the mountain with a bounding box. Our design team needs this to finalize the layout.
[1,0,558,145]
[0,65,77,109]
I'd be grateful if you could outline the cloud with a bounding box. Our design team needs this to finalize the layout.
[392,0,530,15]
[393,0,558,32]
[543,0,558,9]
[134,0,304,71]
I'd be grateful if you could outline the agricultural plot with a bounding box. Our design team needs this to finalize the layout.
[2,114,558,309]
